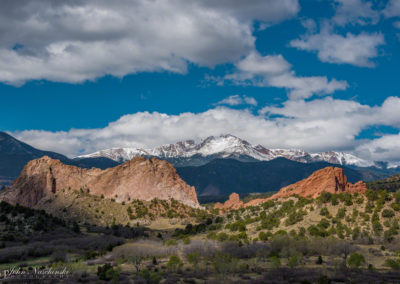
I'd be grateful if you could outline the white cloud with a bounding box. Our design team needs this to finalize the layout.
[0,0,299,85]
[384,0,400,17]
[215,95,257,106]
[355,134,400,164]
[12,96,400,164]
[244,96,258,106]
[223,51,348,99]
[290,28,385,67]
[216,95,243,106]
[332,0,380,26]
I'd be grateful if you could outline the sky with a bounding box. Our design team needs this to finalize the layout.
[1,0,400,164]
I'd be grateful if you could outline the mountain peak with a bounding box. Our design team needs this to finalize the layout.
[77,134,378,168]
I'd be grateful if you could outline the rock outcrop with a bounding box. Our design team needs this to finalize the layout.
[214,193,243,210]
[215,167,367,209]
[0,156,200,208]
[270,167,367,200]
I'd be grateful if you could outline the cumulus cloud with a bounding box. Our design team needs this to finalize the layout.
[12,96,400,163]
[215,95,258,106]
[290,28,385,67]
[355,134,400,165]
[384,0,400,17]
[0,0,299,85]
[332,0,380,26]
[223,51,347,99]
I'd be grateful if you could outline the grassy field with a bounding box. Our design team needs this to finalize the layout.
[2,190,400,282]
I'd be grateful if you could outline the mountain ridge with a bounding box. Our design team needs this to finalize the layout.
[0,131,119,185]
[77,134,380,168]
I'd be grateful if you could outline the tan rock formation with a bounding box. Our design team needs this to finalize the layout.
[214,193,243,210]
[0,156,200,208]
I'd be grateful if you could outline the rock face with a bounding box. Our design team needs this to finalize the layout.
[215,166,367,209]
[270,167,367,200]
[0,156,200,208]
[214,193,243,210]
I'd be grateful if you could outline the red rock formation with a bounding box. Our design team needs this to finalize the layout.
[214,193,243,210]
[215,167,367,209]
[244,167,367,207]
[271,167,367,199]
[0,156,200,208]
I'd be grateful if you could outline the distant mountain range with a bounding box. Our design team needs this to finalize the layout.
[0,131,118,185]
[1,132,398,202]
[77,134,380,168]
[176,158,395,203]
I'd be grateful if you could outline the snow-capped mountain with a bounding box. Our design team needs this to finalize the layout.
[77,134,376,168]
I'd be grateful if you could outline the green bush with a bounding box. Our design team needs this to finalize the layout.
[336,207,346,219]
[347,253,365,269]
[167,255,183,272]
[269,256,281,269]
[288,255,299,268]
[258,231,269,241]
[187,252,201,269]
[382,209,395,218]
[320,207,330,217]
[97,264,120,281]
[318,218,330,229]
[385,259,400,270]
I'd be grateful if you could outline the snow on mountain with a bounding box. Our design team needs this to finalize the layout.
[76,134,376,168]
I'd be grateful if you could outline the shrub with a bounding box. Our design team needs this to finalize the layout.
[336,207,346,219]
[319,192,332,203]
[97,264,120,281]
[258,231,269,241]
[269,256,281,269]
[138,269,162,283]
[288,255,299,268]
[318,218,330,229]
[347,253,365,269]
[165,239,178,246]
[167,255,183,272]
[187,251,201,269]
[216,232,229,242]
[183,237,191,245]
[385,259,400,270]
[320,207,330,217]
[382,209,395,218]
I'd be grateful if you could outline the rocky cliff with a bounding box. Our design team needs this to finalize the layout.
[0,156,200,208]
[271,166,367,199]
[215,166,367,209]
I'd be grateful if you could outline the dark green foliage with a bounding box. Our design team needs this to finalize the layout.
[385,259,400,270]
[318,218,330,229]
[336,207,346,219]
[167,255,183,272]
[382,209,395,218]
[285,210,306,226]
[318,192,332,203]
[316,255,323,264]
[367,174,400,192]
[347,253,365,268]
[307,225,329,237]
[97,263,120,281]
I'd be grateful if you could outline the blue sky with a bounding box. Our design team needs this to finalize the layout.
[2,0,400,164]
